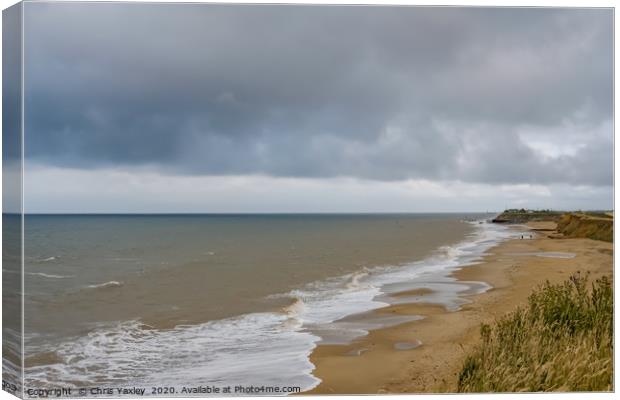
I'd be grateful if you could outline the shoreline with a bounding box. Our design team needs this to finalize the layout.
[305,222,613,394]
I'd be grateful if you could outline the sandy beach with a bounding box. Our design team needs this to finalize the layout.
[307,222,613,394]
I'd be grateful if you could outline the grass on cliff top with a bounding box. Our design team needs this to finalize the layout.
[457,273,613,392]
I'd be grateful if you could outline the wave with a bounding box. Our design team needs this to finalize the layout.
[25,315,321,392]
[86,281,124,289]
[2,269,20,274]
[345,268,370,290]
[27,272,73,279]
[282,297,306,318]
[30,256,58,263]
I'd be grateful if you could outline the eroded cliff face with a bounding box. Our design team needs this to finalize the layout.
[556,213,613,243]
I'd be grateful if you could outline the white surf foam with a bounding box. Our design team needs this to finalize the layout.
[26,272,73,279]
[86,281,124,289]
[26,314,321,393]
[282,297,306,318]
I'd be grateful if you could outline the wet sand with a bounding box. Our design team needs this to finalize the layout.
[306,222,613,394]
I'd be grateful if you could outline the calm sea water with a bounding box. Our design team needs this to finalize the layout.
[16,213,518,393]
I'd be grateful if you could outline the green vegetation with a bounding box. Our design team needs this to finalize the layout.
[578,211,614,220]
[492,209,564,224]
[457,273,613,392]
[557,213,613,243]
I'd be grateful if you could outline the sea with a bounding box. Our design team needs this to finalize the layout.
[6,213,523,394]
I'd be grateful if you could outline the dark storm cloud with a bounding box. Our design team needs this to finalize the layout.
[24,3,613,185]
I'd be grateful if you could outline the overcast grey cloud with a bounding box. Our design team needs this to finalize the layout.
[20,3,613,210]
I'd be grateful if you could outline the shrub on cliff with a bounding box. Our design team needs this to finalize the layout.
[457,273,612,392]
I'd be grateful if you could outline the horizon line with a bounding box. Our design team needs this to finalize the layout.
[6,211,503,215]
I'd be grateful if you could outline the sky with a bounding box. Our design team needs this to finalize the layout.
[12,3,614,213]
